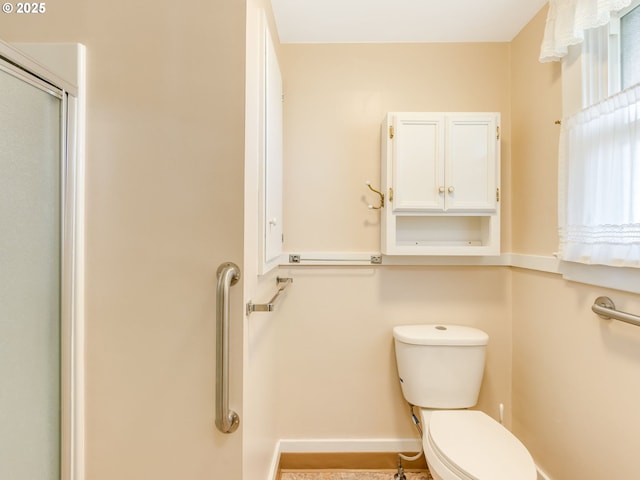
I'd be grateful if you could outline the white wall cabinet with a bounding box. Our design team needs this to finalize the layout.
[259,20,284,274]
[381,112,501,256]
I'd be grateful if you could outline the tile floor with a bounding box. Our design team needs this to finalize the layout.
[280,470,433,480]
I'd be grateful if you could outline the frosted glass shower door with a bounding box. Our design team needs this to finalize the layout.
[0,65,62,480]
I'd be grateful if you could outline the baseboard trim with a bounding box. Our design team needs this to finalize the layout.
[278,438,422,454]
[271,439,425,480]
[279,451,427,470]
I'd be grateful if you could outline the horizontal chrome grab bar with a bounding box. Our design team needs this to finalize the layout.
[288,253,382,264]
[592,296,640,327]
[246,276,293,315]
[215,262,240,434]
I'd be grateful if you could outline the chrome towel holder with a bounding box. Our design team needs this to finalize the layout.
[246,276,293,315]
[592,296,640,327]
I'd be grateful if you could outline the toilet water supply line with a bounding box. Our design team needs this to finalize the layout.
[398,403,424,463]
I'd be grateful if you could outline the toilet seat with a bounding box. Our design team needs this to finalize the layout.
[425,410,537,480]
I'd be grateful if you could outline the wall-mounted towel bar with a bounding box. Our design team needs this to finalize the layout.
[289,253,383,264]
[246,276,293,315]
[592,296,640,327]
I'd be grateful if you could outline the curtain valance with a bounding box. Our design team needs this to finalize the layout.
[540,0,632,62]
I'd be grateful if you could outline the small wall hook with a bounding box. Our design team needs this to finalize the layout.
[365,181,385,209]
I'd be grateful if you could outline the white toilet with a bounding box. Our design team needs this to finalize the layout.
[393,324,537,480]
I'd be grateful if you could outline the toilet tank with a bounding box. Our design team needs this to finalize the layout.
[393,324,489,409]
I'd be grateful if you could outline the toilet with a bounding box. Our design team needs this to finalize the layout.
[393,324,537,480]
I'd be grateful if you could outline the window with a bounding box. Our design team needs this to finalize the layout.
[620,4,640,89]
[558,0,640,270]
[540,0,640,290]
[579,0,640,106]
[608,1,640,96]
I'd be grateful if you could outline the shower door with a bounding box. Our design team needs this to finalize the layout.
[0,60,63,480]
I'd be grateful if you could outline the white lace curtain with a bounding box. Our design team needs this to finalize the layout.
[559,83,640,267]
[540,0,632,62]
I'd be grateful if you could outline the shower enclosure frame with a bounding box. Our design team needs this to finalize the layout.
[0,40,85,480]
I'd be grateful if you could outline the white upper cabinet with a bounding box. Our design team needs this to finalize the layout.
[381,112,501,256]
[391,112,498,213]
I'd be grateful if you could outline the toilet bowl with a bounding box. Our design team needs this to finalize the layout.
[392,324,536,480]
[421,409,536,480]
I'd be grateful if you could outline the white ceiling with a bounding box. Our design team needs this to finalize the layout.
[271,0,548,43]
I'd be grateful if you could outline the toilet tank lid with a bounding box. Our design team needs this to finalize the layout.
[393,325,489,346]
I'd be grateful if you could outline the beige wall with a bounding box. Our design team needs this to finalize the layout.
[0,1,247,479]
[511,6,562,256]
[511,7,640,480]
[512,271,640,479]
[273,266,512,439]
[274,42,515,441]
[281,42,512,253]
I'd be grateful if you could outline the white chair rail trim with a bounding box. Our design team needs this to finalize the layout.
[276,252,640,295]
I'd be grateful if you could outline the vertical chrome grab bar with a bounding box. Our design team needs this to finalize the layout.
[215,262,240,434]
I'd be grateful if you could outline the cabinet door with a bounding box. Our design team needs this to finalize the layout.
[445,115,498,212]
[392,113,445,212]
[263,23,283,268]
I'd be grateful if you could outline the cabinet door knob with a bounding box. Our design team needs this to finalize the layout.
[438,186,445,193]
[448,186,455,193]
